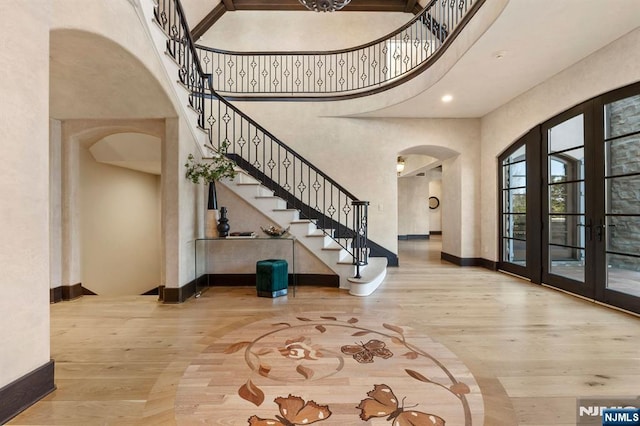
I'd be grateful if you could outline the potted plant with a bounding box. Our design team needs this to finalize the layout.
[185,142,237,237]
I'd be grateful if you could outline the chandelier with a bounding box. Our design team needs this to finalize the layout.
[299,0,351,12]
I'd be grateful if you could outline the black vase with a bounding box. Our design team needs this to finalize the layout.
[217,206,230,237]
[207,181,218,210]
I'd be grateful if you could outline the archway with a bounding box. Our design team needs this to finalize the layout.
[49,29,176,298]
[396,145,460,262]
[81,131,162,295]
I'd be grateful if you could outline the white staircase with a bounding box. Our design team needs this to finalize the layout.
[222,170,387,295]
[138,0,387,295]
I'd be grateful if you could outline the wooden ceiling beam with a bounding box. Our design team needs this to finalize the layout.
[230,0,409,12]
[221,0,236,11]
[192,2,227,40]
[231,0,307,11]
[404,0,417,13]
[192,0,414,39]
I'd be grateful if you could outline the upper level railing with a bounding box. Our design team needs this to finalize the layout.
[152,0,370,269]
[194,0,482,99]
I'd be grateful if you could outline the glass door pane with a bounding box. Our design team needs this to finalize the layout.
[603,94,640,300]
[545,114,587,285]
[501,145,526,266]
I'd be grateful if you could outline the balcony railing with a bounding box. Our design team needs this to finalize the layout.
[195,0,482,99]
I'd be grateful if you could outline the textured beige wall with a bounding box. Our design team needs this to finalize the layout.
[59,120,167,293]
[80,144,161,296]
[398,176,430,236]
[231,102,482,258]
[181,0,221,30]
[50,120,63,289]
[159,117,207,290]
[480,27,640,262]
[0,0,51,386]
[442,155,462,256]
[200,11,409,51]
[61,124,83,288]
[429,172,442,232]
[50,0,176,121]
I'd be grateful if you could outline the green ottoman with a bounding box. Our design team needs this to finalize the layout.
[256,259,288,298]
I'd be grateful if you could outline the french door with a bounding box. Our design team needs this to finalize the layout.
[541,104,595,298]
[499,82,640,314]
[595,88,640,312]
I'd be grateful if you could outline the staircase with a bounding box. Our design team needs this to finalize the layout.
[223,169,387,294]
[139,0,390,295]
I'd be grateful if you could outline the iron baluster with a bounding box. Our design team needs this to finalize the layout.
[352,201,369,279]
[192,0,480,96]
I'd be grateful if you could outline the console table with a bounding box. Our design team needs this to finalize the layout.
[194,236,296,297]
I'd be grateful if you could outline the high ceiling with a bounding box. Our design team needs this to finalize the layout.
[182,0,640,119]
[359,0,640,118]
[188,0,421,39]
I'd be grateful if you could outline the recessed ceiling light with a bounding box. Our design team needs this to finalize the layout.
[441,94,453,103]
[494,50,507,59]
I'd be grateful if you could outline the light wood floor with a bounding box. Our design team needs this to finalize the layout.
[10,238,640,425]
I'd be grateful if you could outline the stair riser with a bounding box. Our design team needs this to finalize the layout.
[289,222,317,235]
[229,183,274,199]
[269,211,300,224]
[253,197,287,210]
[233,173,260,185]
[322,248,351,262]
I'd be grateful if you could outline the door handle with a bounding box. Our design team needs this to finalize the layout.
[596,219,605,242]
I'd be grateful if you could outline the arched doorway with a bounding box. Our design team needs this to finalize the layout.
[396,145,460,262]
[49,29,175,298]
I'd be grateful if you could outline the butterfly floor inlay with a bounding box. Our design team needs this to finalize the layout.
[175,313,484,425]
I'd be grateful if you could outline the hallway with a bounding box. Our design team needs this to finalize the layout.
[10,239,640,425]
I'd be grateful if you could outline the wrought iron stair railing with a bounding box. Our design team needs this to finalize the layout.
[194,0,482,99]
[153,0,372,275]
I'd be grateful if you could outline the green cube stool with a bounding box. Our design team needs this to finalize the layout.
[256,259,288,298]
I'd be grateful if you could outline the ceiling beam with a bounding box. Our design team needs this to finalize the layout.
[230,0,308,11]
[221,0,236,11]
[192,0,414,40]
[230,0,409,12]
[192,2,227,41]
[404,0,417,13]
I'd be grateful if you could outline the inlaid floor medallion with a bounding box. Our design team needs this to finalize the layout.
[175,313,484,425]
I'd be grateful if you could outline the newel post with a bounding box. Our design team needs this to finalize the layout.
[352,201,369,279]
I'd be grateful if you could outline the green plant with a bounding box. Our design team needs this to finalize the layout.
[184,143,237,184]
